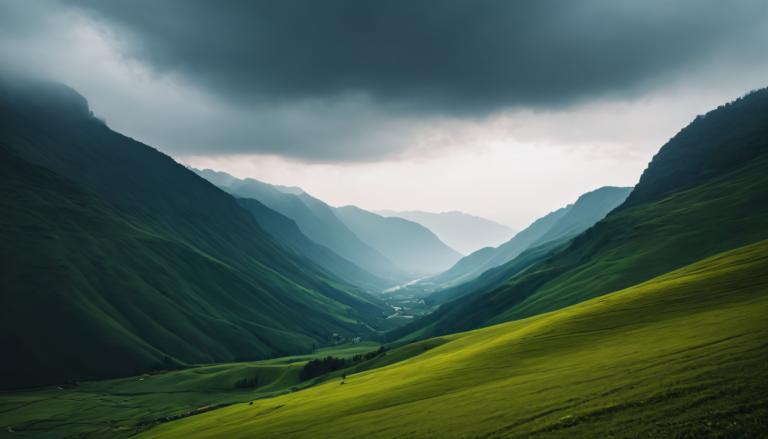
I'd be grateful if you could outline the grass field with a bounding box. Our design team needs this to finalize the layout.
[141,239,768,438]
[0,342,384,437]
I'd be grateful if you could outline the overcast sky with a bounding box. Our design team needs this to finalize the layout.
[1,0,767,228]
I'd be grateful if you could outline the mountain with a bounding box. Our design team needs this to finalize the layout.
[396,87,768,339]
[427,186,631,290]
[424,236,570,307]
[236,198,390,292]
[0,78,390,390]
[376,210,515,255]
[195,169,408,284]
[530,187,632,245]
[333,206,462,275]
[145,239,768,439]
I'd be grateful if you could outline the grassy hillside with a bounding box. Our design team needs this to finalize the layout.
[0,80,389,389]
[334,205,462,275]
[143,239,768,438]
[0,342,382,437]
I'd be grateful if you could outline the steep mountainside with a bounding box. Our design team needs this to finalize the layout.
[237,197,390,291]
[377,210,515,255]
[334,206,462,275]
[399,88,768,339]
[0,79,388,389]
[530,186,631,245]
[195,169,407,283]
[428,186,629,289]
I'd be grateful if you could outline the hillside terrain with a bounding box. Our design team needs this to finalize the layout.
[0,342,388,437]
[427,186,630,290]
[237,198,390,292]
[0,79,389,389]
[196,169,407,283]
[144,239,768,438]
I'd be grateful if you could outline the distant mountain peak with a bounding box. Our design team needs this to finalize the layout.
[376,209,515,255]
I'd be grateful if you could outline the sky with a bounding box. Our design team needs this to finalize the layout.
[1,1,766,228]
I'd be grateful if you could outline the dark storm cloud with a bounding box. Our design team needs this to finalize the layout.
[66,0,768,113]
[1,0,766,162]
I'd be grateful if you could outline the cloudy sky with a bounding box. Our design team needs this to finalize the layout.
[2,0,766,228]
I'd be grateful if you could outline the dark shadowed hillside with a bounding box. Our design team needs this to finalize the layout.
[0,79,389,389]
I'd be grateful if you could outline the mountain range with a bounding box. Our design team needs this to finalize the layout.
[195,169,462,277]
[2,76,767,438]
[376,210,515,255]
[195,169,408,284]
[134,87,768,439]
[0,78,389,389]
[424,186,632,292]
[393,87,768,341]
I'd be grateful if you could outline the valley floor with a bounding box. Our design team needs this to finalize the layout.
[0,343,382,437]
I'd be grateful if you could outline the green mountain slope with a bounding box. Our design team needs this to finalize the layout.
[402,88,768,339]
[0,79,388,389]
[376,210,515,255]
[237,197,390,291]
[529,186,631,246]
[144,239,768,439]
[334,206,462,275]
[425,207,569,287]
[428,237,569,307]
[196,169,407,283]
[427,186,629,289]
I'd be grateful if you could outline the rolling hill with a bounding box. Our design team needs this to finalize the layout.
[376,210,515,255]
[143,239,768,438]
[334,206,462,275]
[0,78,389,390]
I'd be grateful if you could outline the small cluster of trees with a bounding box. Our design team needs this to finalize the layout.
[349,346,386,363]
[300,356,348,381]
[233,376,259,389]
[299,346,387,381]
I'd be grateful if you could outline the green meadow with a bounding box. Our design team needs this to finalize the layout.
[0,343,382,437]
[141,239,768,438]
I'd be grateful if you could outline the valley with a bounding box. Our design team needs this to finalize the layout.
[2,82,767,438]
[2,4,767,437]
